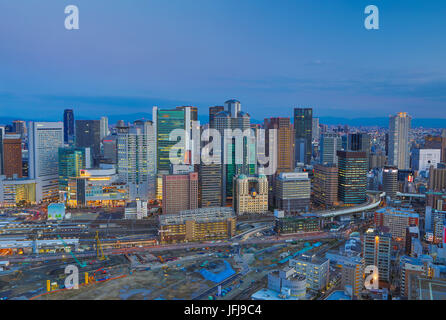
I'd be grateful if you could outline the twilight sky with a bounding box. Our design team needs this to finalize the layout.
[0,0,446,121]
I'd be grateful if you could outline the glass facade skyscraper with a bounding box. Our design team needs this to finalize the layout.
[28,121,64,203]
[213,100,256,201]
[294,108,313,165]
[75,120,101,167]
[337,150,367,204]
[320,133,342,165]
[153,107,190,174]
[58,147,86,191]
[117,122,156,200]
[63,109,74,145]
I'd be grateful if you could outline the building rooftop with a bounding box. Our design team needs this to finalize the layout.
[159,207,235,226]
[376,207,419,218]
[325,290,351,300]
[292,253,329,266]
[251,288,301,300]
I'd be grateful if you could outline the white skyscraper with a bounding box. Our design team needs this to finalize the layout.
[117,122,156,200]
[28,122,64,203]
[389,113,411,170]
[320,133,342,165]
[100,116,109,140]
[312,118,320,142]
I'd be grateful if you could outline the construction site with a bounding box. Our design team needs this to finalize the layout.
[0,236,341,300]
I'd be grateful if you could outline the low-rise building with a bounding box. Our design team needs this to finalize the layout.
[252,267,307,300]
[47,203,66,220]
[158,207,236,244]
[274,214,320,235]
[289,254,330,291]
[0,176,37,207]
[66,167,127,208]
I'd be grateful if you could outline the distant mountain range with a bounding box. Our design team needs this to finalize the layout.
[1,114,445,129]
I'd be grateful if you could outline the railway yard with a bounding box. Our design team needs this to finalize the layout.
[0,208,348,300]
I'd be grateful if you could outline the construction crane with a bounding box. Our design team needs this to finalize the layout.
[95,231,106,261]
[57,235,86,268]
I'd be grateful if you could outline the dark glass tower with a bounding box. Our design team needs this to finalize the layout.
[294,108,313,165]
[75,120,101,167]
[383,166,398,199]
[337,150,367,204]
[154,108,187,173]
[348,132,371,168]
[63,109,75,145]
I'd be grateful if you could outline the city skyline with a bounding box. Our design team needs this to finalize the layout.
[1,1,446,304]
[1,0,446,121]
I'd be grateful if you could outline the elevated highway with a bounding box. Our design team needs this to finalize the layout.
[318,192,385,219]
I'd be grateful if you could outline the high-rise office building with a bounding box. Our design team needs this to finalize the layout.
[198,163,222,207]
[233,174,268,215]
[369,152,387,170]
[428,166,446,191]
[363,229,392,283]
[177,105,200,165]
[348,132,371,168]
[102,135,118,164]
[337,151,367,204]
[28,122,64,203]
[411,149,441,173]
[117,122,156,200]
[2,134,22,178]
[264,117,294,174]
[12,120,26,139]
[209,106,224,128]
[58,147,86,191]
[274,172,311,214]
[162,172,198,215]
[424,135,446,163]
[153,106,197,174]
[312,118,320,142]
[320,133,342,165]
[75,120,101,167]
[100,116,109,140]
[63,109,74,145]
[313,163,338,207]
[293,108,312,165]
[382,166,398,199]
[389,112,411,170]
[213,100,256,200]
[348,133,370,152]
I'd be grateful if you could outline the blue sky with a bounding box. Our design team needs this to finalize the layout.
[0,0,445,121]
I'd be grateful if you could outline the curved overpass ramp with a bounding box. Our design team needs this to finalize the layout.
[319,192,385,218]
